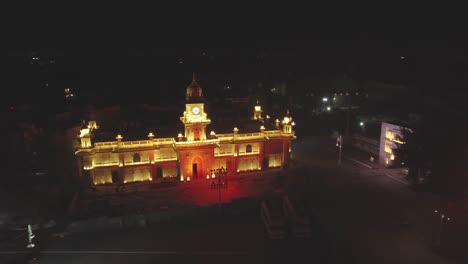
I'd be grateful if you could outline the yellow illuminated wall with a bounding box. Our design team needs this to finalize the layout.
[92,169,113,185]
[215,144,234,156]
[154,148,177,161]
[123,167,151,183]
[161,166,177,178]
[238,157,259,171]
[82,156,93,169]
[268,154,282,168]
[93,153,119,166]
[239,143,259,155]
[124,152,150,164]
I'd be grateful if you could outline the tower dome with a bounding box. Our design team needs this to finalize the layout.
[186,73,204,102]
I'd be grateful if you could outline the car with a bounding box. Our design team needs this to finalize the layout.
[282,195,312,238]
[260,197,287,239]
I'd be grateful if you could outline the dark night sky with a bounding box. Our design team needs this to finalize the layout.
[2,40,467,109]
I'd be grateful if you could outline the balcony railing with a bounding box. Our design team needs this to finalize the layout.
[93,161,119,167]
[93,138,176,151]
[238,150,260,156]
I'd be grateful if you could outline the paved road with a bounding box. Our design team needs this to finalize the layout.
[288,136,458,264]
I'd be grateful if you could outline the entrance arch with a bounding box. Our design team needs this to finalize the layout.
[191,156,203,179]
[156,167,163,178]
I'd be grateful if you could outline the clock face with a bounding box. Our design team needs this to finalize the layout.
[192,106,200,115]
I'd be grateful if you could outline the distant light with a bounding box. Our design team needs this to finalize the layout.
[326,106,331,111]
[434,210,438,213]
[291,121,295,126]
[360,122,364,126]
[400,56,405,60]
[322,97,328,102]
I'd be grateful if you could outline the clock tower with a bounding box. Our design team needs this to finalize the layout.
[180,74,211,141]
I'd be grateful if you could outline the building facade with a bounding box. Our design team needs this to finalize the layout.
[379,121,408,166]
[75,76,296,186]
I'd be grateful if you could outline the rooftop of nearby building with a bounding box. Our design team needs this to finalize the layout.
[383,120,411,128]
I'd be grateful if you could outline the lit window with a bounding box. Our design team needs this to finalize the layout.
[385,130,395,140]
[384,143,393,154]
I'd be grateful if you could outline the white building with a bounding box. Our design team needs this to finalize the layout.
[379,121,410,166]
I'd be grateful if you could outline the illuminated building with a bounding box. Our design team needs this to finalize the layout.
[75,75,296,186]
[379,121,409,166]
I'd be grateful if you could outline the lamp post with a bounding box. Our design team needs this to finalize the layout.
[209,167,228,213]
[336,135,342,165]
[432,209,451,247]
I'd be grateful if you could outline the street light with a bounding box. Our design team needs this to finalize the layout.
[336,135,342,165]
[210,167,228,212]
[432,209,451,247]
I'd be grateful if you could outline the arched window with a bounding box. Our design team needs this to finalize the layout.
[246,144,252,153]
[133,153,141,163]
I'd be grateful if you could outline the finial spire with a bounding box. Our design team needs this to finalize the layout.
[192,72,196,82]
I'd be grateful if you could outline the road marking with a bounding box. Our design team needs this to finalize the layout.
[0,250,249,255]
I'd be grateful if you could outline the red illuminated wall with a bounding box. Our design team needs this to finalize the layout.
[178,147,215,179]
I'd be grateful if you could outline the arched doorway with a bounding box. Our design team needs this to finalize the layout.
[156,167,163,178]
[191,157,203,179]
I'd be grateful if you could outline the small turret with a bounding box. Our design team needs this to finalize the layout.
[79,125,92,148]
[252,100,263,120]
[282,110,294,134]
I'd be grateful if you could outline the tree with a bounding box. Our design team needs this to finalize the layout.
[392,121,431,184]
[394,111,468,199]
